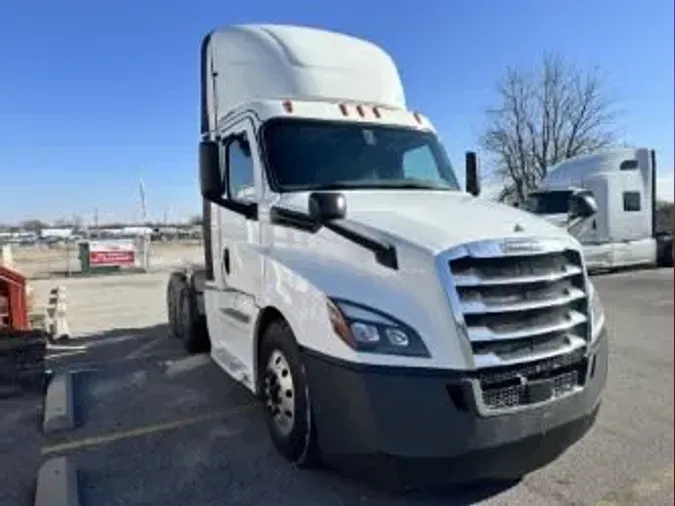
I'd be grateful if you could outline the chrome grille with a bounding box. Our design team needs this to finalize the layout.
[441,239,590,369]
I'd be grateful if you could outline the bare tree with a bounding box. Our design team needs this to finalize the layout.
[481,53,618,204]
[655,201,674,235]
[20,219,48,233]
[187,215,203,226]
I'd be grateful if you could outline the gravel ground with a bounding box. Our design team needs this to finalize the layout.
[4,267,673,506]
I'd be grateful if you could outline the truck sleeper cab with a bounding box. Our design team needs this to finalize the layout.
[166,24,608,489]
[525,148,674,270]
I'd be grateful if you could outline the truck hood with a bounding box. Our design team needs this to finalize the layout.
[276,190,576,253]
[534,213,569,228]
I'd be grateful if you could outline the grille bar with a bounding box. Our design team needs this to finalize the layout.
[442,241,590,372]
[467,309,587,342]
[454,264,583,287]
[473,335,586,368]
[461,286,586,314]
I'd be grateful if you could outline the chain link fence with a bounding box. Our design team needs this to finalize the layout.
[10,240,203,280]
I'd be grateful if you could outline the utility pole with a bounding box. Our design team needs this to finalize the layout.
[139,179,147,225]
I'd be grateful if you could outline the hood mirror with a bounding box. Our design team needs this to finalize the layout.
[308,192,347,223]
[465,152,481,197]
[568,192,597,219]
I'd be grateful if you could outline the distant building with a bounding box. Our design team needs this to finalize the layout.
[41,228,74,240]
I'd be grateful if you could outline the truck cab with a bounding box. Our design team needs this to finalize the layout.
[525,148,673,270]
[167,24,608,489]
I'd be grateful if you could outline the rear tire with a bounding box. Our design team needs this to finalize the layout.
[259,319,321,468]
[172,275,209,354]
[166,273,183,339]
[656,235,674,268]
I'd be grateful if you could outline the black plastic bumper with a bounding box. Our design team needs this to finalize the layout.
[302,329,608,488]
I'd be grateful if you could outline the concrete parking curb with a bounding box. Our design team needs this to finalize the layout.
[34,457,80,506]
[43,373,75,433]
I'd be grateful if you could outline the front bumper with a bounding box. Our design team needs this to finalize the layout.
[303,329,608,489]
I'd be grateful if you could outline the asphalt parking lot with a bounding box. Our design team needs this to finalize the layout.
[3,268,673,506]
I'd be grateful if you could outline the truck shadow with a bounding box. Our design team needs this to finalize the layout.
[45,322,522,505]
[311,466,522,504]
[45,323,182,372]
[386,481,521,504]
[406,482,522,505]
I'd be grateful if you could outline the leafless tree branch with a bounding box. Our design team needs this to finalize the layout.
[480,53,618,204]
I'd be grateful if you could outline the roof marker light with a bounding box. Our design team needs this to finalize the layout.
[356,104,365,118]
[339,103,349,116]
[413,112,422,124]
[282,100,293,113]
[372,107,381,119]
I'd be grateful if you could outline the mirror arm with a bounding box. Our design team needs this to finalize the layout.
[326,220,398,270]
[566,215,594,236]
[270,206,321,232]
[210,197,258,220]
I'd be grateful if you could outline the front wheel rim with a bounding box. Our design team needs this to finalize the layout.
[263,350,295,437]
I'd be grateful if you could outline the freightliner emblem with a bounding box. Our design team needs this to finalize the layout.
[500,238,545,255]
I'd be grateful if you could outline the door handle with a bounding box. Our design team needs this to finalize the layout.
[223,248,230,274]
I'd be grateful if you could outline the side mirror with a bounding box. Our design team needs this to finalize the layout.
[568,193,597,219]
[308,192,347,223]
[199,140,224,202]
[465,151,481,197]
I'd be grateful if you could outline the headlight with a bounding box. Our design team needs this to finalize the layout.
[326,299,430,357]
[589,281,605,340]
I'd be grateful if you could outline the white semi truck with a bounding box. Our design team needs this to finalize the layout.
[167,24,608,488]
[525,148,674,271]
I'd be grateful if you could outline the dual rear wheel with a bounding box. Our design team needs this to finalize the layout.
[166,273,209,354]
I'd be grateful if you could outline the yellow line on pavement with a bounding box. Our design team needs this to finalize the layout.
[41,404,257,456]
[594,464,674,505]
[126,336,165,359]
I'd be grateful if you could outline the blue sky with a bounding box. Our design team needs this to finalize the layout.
[0,0,673,224]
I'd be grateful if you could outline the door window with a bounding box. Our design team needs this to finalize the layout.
[226,134,255,202]
[623,191,641,212]
[620,159,638,171]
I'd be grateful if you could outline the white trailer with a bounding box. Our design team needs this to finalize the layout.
[525,148,674,271]
[166,24,608,489]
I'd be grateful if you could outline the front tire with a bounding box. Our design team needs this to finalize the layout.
[259,320,320,468]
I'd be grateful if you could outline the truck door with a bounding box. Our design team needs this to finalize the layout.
[204,117,262,384]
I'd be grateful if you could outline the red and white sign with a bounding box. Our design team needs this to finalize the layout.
[89,240,136,267]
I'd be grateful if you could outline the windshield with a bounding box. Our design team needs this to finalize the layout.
[262,119,461,192]
[525,190,573,214]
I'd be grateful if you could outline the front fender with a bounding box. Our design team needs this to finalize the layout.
[259,245,466,368]
[260,247,394,361]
